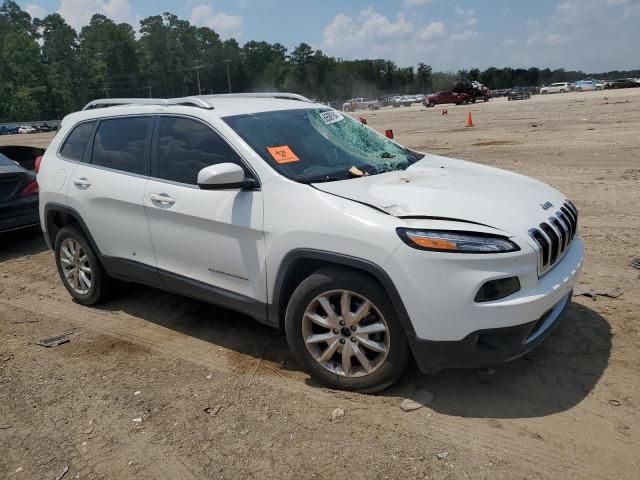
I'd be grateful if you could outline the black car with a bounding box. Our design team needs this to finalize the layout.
[0,153,40,233]
[508,87,532,101]
[608,79,639,89]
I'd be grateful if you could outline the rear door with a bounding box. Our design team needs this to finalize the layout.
[65,116,157,274]
[144,115,266,305]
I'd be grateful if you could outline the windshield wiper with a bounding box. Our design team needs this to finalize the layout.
[299,175,341,184]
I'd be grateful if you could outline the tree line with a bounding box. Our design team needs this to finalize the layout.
[1,0,639,122]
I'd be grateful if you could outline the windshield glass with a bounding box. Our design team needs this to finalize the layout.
[223,108,424,183]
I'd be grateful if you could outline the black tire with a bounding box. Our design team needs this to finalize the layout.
[284,267,411,392]
[427,102,435,108]
[54,225,113,305]
[560,89,565,93]
[368,104,374,110]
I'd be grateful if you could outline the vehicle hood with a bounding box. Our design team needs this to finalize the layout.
[312,154,567,237]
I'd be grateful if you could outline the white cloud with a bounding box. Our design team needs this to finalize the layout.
[450,29,478,42]
[24,3,46,19]
[454,6,477,26]
[57,0,136,29]
[190,4,243,39]
[403,0,433,6]
[419,21,446,41]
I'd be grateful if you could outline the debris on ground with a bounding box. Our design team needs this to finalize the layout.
[2,353,13,362]
[574,285,623,299]
[204,405,222,416]
[134,391,141,396]
[609,399,622,407]
[330,408,345,422]
[55,465,69,480]
[132,417,142,423]
[436,451,449,460]
[400,389,436,412]
[0,425,12,429]
[631,258,640,270]
[36,334,70,348]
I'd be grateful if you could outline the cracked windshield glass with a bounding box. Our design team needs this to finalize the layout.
[224,108,424,183]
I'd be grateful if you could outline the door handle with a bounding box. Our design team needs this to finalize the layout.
[150,193,175,206]
[73,177,91,188]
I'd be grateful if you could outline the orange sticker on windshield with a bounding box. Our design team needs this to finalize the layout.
[267,145,300,164]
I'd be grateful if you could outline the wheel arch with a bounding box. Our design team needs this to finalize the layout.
[270,249,416,337]
[44,203,103,259]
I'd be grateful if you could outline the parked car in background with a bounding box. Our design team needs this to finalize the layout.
[0,125,19,135]
[0,152,40,233]
[396,95,419,107]
[453,79,491,102]
[508,87,531,101]
[36,123,58,132]
[18,126,37,134]
[540,82,570,94]
[424,91,472,107]
[342,98,380,111]
[574,79,604,92]
[491,89,510,98]
[38,93,583,392]
[608,79,639,89]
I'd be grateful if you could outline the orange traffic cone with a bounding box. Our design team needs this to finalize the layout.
[466,112,474,127]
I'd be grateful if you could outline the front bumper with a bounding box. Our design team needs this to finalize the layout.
[409,292,572,372]
[384,234,583,371]
[0,196,40,233]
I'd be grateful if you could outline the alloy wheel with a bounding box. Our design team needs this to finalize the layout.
[302,290,390,377]
[59,238,92,295]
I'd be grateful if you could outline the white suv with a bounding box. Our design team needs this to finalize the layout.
[38,93,583,392]
[540,82,570,94]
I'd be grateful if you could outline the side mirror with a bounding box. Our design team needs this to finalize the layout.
[197,163,258,190]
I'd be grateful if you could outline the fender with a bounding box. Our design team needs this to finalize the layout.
[44,203,102,255]
[269,248,417,337]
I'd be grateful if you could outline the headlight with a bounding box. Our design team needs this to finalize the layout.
[397,229,520,253]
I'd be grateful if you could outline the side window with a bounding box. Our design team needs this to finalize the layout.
[59,121,95,161]
[156,116,245,185]
[91,117,152,175]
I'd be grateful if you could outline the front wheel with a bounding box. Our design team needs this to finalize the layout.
[285,267,411,392]
[560,89,566,93]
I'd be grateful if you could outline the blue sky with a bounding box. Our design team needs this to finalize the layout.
[22,0,640,72]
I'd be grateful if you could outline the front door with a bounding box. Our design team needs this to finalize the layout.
[143,115,266,306]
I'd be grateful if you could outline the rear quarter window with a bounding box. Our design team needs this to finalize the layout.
[59,121,96,161]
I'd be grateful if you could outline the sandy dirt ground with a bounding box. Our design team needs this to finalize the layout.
[1,89,639,480]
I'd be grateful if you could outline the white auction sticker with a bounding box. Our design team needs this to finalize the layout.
[320,110,344,125]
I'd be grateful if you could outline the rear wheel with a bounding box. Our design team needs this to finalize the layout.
[596,86,602,91]
[285,267,411,392]
[54,225,113,305]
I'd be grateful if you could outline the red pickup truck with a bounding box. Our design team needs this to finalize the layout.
[423,91,472,107]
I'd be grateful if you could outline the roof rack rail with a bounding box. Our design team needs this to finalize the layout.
[82,93,312,111]
[82,96,214,111]
[202,93,313,102]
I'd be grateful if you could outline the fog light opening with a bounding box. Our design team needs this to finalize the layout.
[474,277,521,303]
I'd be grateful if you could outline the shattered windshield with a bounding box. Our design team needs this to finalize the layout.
[223,108,424,183]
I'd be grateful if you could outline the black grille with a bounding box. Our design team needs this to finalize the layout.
[529,201,578,275]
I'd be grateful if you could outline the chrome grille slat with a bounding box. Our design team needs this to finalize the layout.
[528,201,579,276]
